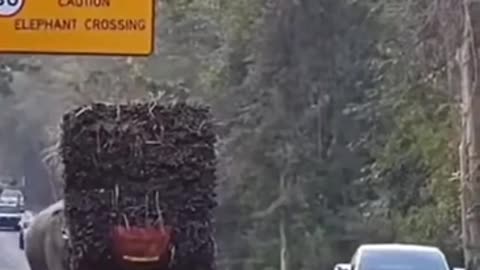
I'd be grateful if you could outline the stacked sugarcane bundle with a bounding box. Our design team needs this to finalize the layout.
[61,102,217,270]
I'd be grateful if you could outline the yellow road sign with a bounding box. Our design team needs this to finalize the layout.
[0,0,155,56]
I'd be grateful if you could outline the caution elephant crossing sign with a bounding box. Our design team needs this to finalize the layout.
[0,0,155,55]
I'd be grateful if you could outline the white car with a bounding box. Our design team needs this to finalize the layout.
[336,243,458,270]
[0,189,24,208]
[0,204,24,230]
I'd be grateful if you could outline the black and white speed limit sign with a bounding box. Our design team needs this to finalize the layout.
[0,0,23,17]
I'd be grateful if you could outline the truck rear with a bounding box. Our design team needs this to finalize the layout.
[60,102,217,270]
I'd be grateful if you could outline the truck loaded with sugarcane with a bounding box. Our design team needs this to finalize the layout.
[24,102,217,270]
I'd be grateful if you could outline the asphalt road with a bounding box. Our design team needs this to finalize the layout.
[0,230,30,270]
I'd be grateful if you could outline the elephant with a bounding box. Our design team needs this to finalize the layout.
[24,200,69,270]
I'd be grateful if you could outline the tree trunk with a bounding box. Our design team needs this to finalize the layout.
[459,1,480,269]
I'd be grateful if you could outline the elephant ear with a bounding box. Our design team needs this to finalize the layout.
[49,203,69,239]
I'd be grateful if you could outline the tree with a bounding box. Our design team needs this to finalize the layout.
[458,0,480,268]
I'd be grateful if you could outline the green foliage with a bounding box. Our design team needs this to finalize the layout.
[204,0,462,268]
[365,82,460,246]
[352,0,462,260]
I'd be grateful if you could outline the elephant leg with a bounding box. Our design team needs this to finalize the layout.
[44,226,66,270]
[25,235,48,270]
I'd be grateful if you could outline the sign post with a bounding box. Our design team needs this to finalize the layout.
[0,0,155,55]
